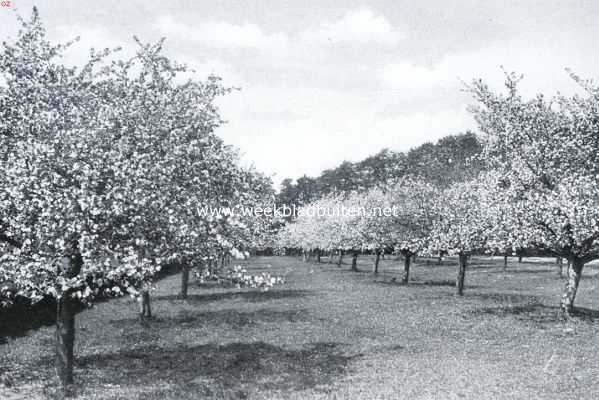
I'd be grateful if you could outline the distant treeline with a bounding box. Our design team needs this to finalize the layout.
[277,131,483,206]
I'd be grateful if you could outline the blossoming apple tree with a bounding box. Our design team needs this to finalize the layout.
[469,71,599,314]
[0,9,279,387]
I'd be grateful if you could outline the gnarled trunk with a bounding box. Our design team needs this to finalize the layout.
[402,253,411,284]
[351,252,359,271]
[561,257,584,315]
[180,265,190,299]
[456,253,468,296]
[373,250,381,274]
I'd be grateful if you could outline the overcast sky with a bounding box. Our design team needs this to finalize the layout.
[2,1,598,186]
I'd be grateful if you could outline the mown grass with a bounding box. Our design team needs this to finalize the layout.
[1,255,598,399]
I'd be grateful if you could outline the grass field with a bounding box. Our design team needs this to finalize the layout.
[1,255,598,399]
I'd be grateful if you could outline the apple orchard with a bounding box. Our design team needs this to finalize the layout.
[1,9,598,390]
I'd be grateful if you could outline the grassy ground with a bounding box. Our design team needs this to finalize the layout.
[1,255,598,399]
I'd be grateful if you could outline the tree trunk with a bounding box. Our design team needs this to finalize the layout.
[503,254,508,271]
[337,250,344,267]
[373,250,381,274]
[316,249,321,263]
[180,265,190,299]
[302,250,307,262]
[518,255,523,263]
[402,253,411,284]
[561,257,584,315]
[456,253,468,296]
[55,239,82,387]
[139,290,152,322]
[438,250,446,265]
[351,252,359,271]
[56,296,76,387]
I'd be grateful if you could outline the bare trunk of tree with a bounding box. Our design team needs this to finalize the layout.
[503,254,508,271]
[337,250,344,267]
[561,257,584,315]
[56,296,75,387]
[302,250,307,262]
[351,252,359,271]
[180,265,190,299]
[55,239,82,387]
[456,253,468,296]
[139,290,152,322]
[402,253,411,284]
[556,257,564,277]
[373,250,381,274]
[316,249,321,263]
[518,255,523,263]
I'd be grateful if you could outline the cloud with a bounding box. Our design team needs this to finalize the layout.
[157,7,403,53]
[215,85,472,182]
[157,16,288,50]
[380,35,599,98]
[300,7,404,47]
[381,62,446,89]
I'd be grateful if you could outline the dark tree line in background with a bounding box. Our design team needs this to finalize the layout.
[277,132,483,208]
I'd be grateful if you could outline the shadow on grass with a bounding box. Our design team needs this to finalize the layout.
[373,278,480,289]
[77,341,357,396]
[0,298,61,342]
[111,308,311,331]
[492,268,556,274]
[472,302,599,323]
[155,289,311,304]
[467,292,541,304]
[411,279,457,287]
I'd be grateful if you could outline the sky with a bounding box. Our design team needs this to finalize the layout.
[1,1,599,187]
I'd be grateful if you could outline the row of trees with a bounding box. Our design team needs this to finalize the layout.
[277,132,483,208]
[0,10,278,387]
[279,72,599,315]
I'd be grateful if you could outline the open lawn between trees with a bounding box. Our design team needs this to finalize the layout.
[2,256,598,400]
